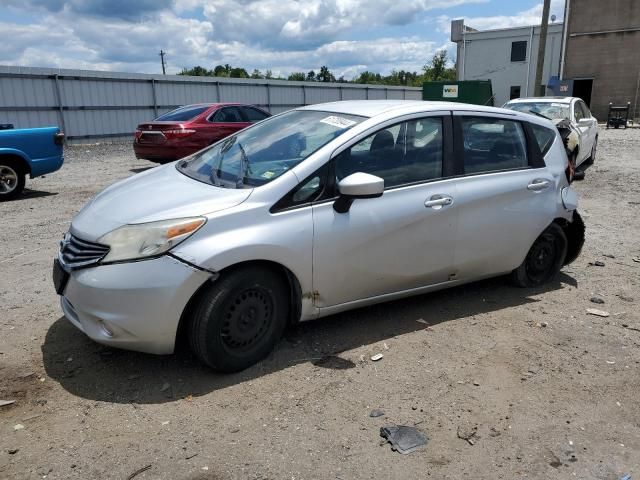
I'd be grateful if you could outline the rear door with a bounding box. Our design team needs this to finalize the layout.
[204,106,250,144]
[451,112,556,280]
[312,113,459,307]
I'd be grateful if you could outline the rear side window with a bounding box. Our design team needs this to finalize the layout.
[461,117,528,174]
[155,105,208,121]
[242,107,270,122]
[211,107,244,123]
[573,102,585,121]
[530,123,556,156]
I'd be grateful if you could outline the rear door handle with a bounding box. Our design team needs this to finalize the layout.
[527,179,551,191]
[425,195,453,209]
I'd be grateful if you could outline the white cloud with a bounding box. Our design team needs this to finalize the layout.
[1,0,548,79]
[439,0,565,33]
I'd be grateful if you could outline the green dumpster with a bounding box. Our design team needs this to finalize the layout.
[422,80,494,106]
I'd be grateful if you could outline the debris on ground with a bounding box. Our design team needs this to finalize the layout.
[416,318,429,325]
[457,424,479,445]
[0,400,16,408]
[160,383,170,392]
[632,257,640,263]
[590,261,606,267]
[586,308,610,317]
[369,409,385,418]
[370,353,384,362]
[127,464,152,480]
[13,424,24,431]
[7,448,19,454]
[380,425,428,454]
[590,296,605,304]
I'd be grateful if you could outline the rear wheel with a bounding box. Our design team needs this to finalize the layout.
[0,159,25,201]
[188,266,289,372]
[511,223,568,287]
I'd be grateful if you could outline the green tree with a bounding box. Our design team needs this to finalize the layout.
[317,66,336,83]
[288,72,306,81]
[229,67,249,78]
[423,50,456,82]
[265,69,274,79]
[250,69,264,79]
[213,64,232,77]
[179,66,211,76]
[306,70,316,82]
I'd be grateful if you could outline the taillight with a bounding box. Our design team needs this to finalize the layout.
[163,128,196,139]
[54,132,65,145]
[134,129,142,140]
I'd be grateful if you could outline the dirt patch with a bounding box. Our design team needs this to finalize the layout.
[1,131,640,479]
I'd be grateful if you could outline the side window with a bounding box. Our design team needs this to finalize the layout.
[461,117,528,174]
[578,101,591,119]
[271,165,328,212]
[573,102,585,121]
[511,41,527,62]
[242,107,270,122]
[530,123,556,156]
[211,107,243,123]
[335,117,443,189]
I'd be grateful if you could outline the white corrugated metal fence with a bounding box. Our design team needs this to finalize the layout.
[0,65,423,142]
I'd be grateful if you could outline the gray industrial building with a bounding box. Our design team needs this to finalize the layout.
[451,19,564,107]
[560,0,640,120]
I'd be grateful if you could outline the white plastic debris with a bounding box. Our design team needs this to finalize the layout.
[371,353,384,361]
[586,308,610,317]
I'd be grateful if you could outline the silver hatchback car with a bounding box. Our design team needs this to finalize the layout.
[53,101,584,372]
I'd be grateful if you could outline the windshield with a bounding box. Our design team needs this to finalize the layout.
[155,105,209,121]
[176,110,365,188]
[506,102,570,121]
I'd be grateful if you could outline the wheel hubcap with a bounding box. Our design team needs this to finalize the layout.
[0,166,18,194]
[221,288,272,351]
[525,233,557,282]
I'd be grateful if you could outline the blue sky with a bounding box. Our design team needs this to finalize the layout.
[0,0,565,78]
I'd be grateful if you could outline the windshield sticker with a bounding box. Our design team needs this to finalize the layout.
[320,116,357,129]
[261,171,276,179]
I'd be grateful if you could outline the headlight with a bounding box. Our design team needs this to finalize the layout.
[98,217,206,263]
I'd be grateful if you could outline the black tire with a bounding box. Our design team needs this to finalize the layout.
[510,223,568,288]
[188,266,289,372]
[0,158,26,201]
[586,137,597,164]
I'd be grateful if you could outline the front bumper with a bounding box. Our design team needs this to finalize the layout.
[59,255,211,354]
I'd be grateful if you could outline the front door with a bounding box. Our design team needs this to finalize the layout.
[312,114,458,307]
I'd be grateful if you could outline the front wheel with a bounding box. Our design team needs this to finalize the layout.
[510,223,568,287]
[0,160,25,201]
[188,266,289,372]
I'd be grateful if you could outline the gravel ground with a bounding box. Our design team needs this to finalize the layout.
[1,130,639,480]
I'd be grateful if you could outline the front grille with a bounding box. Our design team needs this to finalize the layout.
[59,233,110,269]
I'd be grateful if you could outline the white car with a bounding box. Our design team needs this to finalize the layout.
[54,100,584,372]
[504,97,598,174]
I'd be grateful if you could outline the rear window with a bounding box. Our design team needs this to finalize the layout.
[155,105,208,121]
[530,123,556,156]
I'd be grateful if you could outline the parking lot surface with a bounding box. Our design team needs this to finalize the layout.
[1,130,639,479]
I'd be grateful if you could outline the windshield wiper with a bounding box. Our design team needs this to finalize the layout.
[528,110,552,121]
[210,136,236,186]
[235,142,251,188]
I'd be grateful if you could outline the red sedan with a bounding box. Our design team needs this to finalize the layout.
[133,103,271,163]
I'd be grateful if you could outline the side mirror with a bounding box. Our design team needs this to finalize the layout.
[578,117,591,126]
[333,172,384,213]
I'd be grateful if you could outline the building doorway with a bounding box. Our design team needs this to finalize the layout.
[573,79,593,107]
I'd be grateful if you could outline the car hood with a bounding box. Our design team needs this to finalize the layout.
[70,163,252,240]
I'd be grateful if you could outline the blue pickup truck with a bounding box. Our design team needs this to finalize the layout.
[0,125,65,200]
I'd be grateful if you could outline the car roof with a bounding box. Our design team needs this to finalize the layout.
[506,97,574,104]
[296,100,518,118]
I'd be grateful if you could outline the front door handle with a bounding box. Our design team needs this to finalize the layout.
[527,179,551,191]
[425,195,453,209]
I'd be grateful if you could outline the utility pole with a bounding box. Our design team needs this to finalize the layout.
[534,0,551,96]
[159,50,166,75]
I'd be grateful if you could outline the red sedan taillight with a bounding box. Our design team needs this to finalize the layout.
[134,129,142,140]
